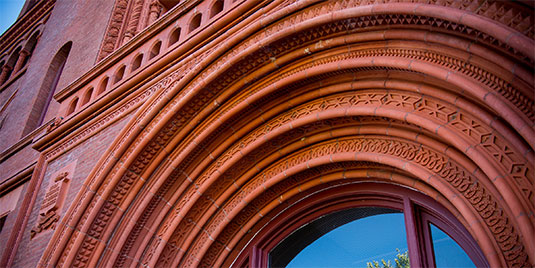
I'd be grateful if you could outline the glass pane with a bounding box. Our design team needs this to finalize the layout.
[430,223,476,268]
[277,208,408,268]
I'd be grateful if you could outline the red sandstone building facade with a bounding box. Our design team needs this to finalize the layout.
[0,0,533,267]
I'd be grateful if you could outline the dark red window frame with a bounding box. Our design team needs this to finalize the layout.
[231,182,488,268]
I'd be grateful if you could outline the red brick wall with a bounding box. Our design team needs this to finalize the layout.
[0,0,115,152]
[0,182,29,258]
[0,144,40,185]
[11,112,132,268]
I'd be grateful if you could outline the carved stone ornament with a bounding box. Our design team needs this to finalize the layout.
[40,1,534,268]
[46,116,63,133]
[30,172,70,238]
[30,210,60,239]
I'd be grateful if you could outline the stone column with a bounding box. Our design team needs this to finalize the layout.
[0,65,12,84]
[13,49,30,74]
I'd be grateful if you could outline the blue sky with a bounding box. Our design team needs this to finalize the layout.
[286,213,475,268]
[0,0,25,35]
[287,213,408,268]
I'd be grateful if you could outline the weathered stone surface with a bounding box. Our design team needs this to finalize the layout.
[0,0,533,267]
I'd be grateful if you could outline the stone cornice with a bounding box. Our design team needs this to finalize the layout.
[0,162,33,196]
[33,0,262,160]
[53,0,196,102]
[0,116,50,163]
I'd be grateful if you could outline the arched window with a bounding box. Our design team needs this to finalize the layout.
[0,47,20,83]
[131,53,143,72]
[30,41,72,131]
[114,65,125,84]
[210,0,224,19]
[97,76,109,95]
[236,183,488,268]
[81,87,93,106]
[189,13,202,33]
[11,47,25,74]
[0,60,6,85]
[20,30,40,68]
[149,41,161,60]
[66,97,78,116]
[168,27,181,46]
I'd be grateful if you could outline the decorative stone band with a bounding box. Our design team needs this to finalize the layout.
[131,67,532,265]
[66,51,532,268]
[163,136,528,267]
[64,56,532,268]
[46,0,534,163]
[200,163,402,267]
[107,82,533,266]
[42,1,534,267]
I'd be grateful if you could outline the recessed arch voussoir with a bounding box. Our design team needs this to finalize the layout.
[150,110,528,266]
[118,70,532,268]
[175,133,520,267]
[41,1,535,267]
[214,170,491,268]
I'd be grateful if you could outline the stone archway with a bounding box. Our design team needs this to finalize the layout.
[40,1,533,267]
[230,182,489,268]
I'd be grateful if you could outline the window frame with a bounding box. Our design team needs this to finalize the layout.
[232,182,488,268]
[418,209,488,267]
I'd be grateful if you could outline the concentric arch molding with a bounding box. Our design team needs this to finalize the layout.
[177,135,529,267]
[40,1,534,267]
